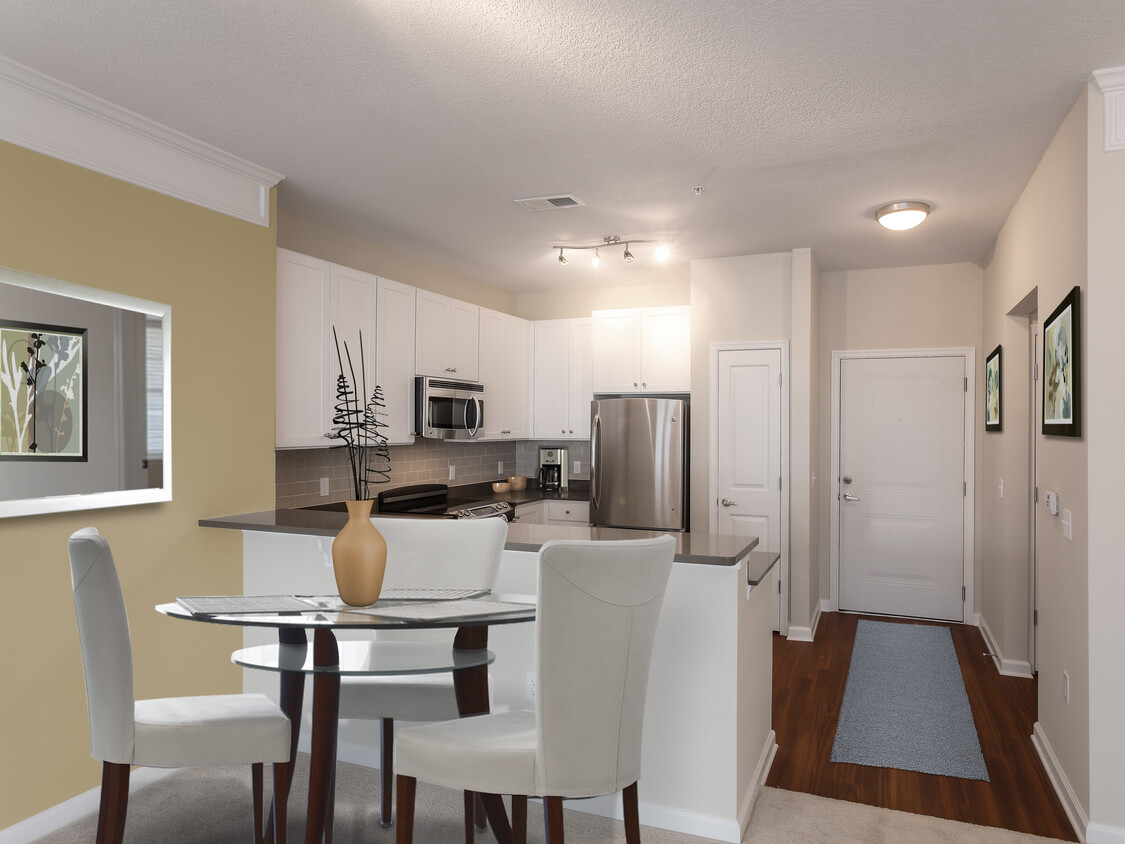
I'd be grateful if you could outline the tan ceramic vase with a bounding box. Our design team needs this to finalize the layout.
[331,499,388,606]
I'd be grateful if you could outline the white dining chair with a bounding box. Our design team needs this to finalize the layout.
[335,516,508,826]
[392,534,676,844]
[68,527,292,844]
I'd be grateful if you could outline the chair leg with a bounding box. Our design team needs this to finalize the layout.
[252,763,265,844]
[273,761,290,844]
[544,796,565,844]
[511,796,527,844]
[395,775,416,844]
[623,782,640,844]
[462,791,475,844]
[381,717,394,826]
[95,762,130,844]
[474,793,487,830]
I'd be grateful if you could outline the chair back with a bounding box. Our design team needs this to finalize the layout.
[68,528,135,764]
[375,517,508,642]
[534,535,675,797]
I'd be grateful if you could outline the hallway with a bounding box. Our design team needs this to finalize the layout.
[767,612,1076,841]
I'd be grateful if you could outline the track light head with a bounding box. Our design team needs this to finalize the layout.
[623,244,634,262]
[592,248,600,269]
[558,248,567,265]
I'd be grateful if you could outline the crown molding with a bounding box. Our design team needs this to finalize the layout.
[0,54,282,227]
[1093,66,1125,153]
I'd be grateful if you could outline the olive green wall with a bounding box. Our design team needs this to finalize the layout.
[0,139,277,827]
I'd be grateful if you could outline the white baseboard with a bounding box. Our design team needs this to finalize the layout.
[787,602,823,643]
[0,767,176,844]
[737,730,777,838]
[570,791,743,843]
[1032,722,1089,843]
[1088,823,1125,843]
[978,615,1034,679]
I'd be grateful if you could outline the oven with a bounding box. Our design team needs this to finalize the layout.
[415,376,485,440]
[376,483,513,521]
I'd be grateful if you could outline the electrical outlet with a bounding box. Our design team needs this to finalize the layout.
[526,672,536,700]
[319,477,329,497]
[498,461,504,474]
[573,460,581,475]
[449,465,456,480]
[1063,671,1070,704]
[999,478,1004,499]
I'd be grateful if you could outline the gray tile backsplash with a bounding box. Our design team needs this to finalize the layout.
[276,438,590,509]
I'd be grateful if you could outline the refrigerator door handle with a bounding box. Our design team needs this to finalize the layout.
[590,411,601,510]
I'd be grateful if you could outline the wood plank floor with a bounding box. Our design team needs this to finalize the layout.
[766,612,1076,841]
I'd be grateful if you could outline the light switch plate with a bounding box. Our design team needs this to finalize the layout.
[319,477,329,497]
[573,460,581,474]
[1062,509,1072,541]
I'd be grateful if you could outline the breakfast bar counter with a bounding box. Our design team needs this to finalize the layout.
[203,510,776,843]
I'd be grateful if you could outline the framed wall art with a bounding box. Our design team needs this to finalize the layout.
[0,320,88,460]
[985,344,1001,432]
[1042,286,1081,438]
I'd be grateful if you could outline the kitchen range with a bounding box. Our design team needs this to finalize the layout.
[304,483,513,520]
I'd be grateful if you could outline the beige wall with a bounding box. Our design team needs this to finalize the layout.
[816,262,984,605]
[982,90,1089,817]
[0,140,277,827]
[277,209,517,314]
[515,274,690,320]
[1084,83,1125,833]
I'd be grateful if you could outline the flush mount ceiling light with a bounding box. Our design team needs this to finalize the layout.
[554,235,669,267]
[876,201,931,231]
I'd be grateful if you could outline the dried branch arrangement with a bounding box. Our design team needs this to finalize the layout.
[329,327,391,500]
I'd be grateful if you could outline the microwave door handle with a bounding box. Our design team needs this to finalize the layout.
[467,395,480,437]
[590,411,600,510]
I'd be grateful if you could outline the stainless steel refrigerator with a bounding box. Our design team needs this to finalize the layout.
[590,397,689,531]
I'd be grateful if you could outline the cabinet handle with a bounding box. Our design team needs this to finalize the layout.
[569,429,574,434]
[562,429,566,434]
[634,382,638,387]
[642,382,647,387]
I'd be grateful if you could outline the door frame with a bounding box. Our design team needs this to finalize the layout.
[709,340,790,635]
[828,347,977,621]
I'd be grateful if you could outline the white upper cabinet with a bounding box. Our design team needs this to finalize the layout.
[276,249,332,448]
[479,308,531,440]
[591,306,690,393]
[415,289,479,381]
[375,277,416,444]
[330,264,378,397]
[533,318,591,440]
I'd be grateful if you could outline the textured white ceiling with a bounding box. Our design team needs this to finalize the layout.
[2,0,1124,292]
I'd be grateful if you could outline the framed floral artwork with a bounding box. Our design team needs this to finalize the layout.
[985,345,1001,432]
[1042,286,1080,438]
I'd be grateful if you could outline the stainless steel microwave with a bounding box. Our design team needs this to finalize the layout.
[415,376,485,440]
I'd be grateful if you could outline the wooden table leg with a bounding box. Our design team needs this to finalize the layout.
[266,628,306,844]
[452,625,511,844]
[305,629,341,844]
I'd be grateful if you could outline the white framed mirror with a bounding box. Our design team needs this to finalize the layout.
[0,265,171,518]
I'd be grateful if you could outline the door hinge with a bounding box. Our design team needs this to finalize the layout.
[963,481,967,496]
[1034,486,1039,503]
[778,476,782,492]
[1033,363,1039,382]
[1034,609,1039,626]
[778,579,782,594]
[964,377,968,392]
[778,373,783,388]
[962,586,966,602]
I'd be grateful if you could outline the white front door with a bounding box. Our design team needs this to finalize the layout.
[716,347,783,630]
[838,355,966,621]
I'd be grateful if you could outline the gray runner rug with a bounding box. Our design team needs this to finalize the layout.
[830,620,990,781]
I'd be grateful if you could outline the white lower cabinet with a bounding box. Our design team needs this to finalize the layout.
[546,500,589,524]
[514,502,546,524]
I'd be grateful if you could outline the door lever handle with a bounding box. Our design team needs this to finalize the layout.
[842,493,860,502]
[721,498,737,507]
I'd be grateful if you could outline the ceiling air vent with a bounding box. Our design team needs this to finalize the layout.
[514,194,585,212]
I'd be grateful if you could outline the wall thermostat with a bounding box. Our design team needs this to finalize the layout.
[1045,490,1060,516]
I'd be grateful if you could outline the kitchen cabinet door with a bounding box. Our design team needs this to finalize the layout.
[640,306,691,392]
[415,289,479,380]
[532,320,571,438]
[567,318,592,438]
[276,249,332,448]
[591,308,641,393]
[330,264,377,400]
[376,277,416,444]
[507,318,531,438]
[479,309,531,440]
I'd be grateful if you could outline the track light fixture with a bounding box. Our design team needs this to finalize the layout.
[553,235,668,266]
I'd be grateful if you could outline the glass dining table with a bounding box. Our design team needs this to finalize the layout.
[157,595,536,844]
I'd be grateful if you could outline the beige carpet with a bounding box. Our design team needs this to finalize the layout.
[31,756,1068,843]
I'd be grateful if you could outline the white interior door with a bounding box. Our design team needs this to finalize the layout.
[838,355,966,621]
[715,348,783,630]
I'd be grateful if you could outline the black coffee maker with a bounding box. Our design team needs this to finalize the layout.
[537,446,569,492]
